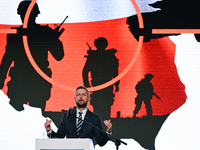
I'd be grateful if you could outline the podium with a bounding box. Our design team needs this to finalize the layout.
[35,138,95,150]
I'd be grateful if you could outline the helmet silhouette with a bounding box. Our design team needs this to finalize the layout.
[94,37,108,49]
[17,1,40,15]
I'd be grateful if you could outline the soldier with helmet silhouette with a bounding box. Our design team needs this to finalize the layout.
[83,37,119,121]
[133,73,155,117]
[0,1,64,114]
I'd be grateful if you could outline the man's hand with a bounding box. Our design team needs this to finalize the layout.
[44,119,52,132]
[104,120,112,133]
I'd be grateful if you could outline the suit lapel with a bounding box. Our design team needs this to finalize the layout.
[70,109,78,137]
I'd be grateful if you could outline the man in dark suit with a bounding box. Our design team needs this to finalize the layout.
[44,86,112,147]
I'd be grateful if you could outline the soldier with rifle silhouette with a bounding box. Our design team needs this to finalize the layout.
[83,37,120,122]
[0,1,64,117]
[133,73,162,117]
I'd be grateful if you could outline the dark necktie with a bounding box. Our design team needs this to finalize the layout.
[77,112,83,136]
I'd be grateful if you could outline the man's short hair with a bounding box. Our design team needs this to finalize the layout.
[75,86,89,97]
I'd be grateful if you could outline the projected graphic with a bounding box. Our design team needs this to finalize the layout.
[0,0,200,150]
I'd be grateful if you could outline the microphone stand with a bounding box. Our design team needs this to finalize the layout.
[72,114,127,150]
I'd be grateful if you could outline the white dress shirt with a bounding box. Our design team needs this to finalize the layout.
[76,108,88,125]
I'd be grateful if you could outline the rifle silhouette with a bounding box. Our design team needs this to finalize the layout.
[11,15,68,37]
[86,42,92,50]
[54,15,68,37]
[153,92,163,102]
[84,42,93,57]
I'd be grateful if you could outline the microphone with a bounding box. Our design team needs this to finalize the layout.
[66,107,73,119]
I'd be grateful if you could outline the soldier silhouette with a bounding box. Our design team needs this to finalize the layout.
[133,73,158,117]
[83,37,119,121]
[0,1,64,114]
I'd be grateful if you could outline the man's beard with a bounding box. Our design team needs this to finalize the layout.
[76,101,87,108]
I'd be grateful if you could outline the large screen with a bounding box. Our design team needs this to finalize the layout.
[0,0,200,150]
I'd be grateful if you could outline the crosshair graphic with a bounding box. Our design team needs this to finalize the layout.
[0,0,200,91]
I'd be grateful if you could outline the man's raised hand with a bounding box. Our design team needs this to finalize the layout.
[44,119,52,132]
